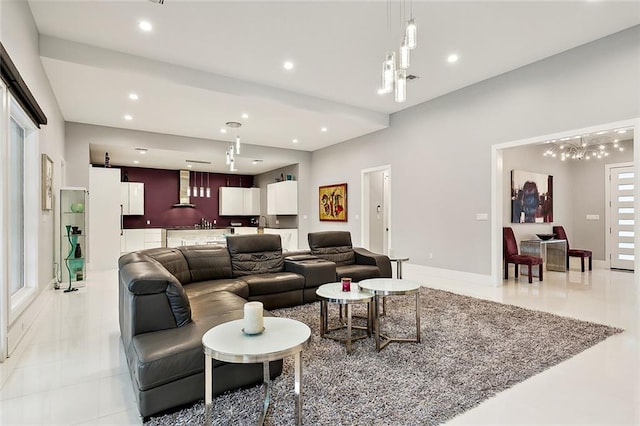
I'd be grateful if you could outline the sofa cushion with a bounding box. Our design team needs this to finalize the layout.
[308,231,355,266]
[179,245,232,282]
[227,234,285,277]
[241,272,304,296]
[336,264,380,282]
[143,248,192,285]
[130,291,249,391]
[184,279,249,299]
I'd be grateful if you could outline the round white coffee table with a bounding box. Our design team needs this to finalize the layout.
[358,278,421,352]
[202,317,311,425]
[316,282,373,353]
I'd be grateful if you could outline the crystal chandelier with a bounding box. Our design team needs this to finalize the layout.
[379,0,416,103]
[542,135,625,161]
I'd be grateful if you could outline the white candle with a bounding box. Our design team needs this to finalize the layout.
[243,301,264,334]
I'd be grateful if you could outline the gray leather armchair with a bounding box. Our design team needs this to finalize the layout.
[307,231,392,282]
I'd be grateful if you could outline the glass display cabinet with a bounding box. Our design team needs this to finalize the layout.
[60,187,87,292]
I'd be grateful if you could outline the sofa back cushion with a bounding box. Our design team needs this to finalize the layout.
[143,247,192,285]
[308,231,355,266]
[179,245,232,282]
[226,234,284,277]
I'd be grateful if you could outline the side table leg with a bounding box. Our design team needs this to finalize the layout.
[204,354,213,425]
[374,295,381,352]
[258,361,271,425]
[415,292,421,343]
[294,351,303,426]
[346,304,352,353]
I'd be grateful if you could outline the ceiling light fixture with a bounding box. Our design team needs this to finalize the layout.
[138,21,152,32]
[379,0,418,103]
[242,113,249,119]
[320,127,328,132]
[283,61,294,70]
[129,93,139,100]
[124,114,133,121]
[292,139,299,143]
[447,54,459,63]
[135,147,147,154]
[226,121,242,155]
[542,135,624,161]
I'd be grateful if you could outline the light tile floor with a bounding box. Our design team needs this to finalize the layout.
[0,267,637,425]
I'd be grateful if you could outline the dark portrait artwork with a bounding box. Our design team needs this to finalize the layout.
[511,170,553,223]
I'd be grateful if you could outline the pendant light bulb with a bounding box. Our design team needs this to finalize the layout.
[406,18,417,49]
[206,187,211,198]
[395,69,407,103]
[226,150,230,165]
[381,51,396,94]
[399,37,410,70]
[235,135,240,154]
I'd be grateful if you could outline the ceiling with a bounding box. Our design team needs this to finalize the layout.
[28,1,640,173]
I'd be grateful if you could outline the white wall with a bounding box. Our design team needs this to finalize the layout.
[309,25,640,276]
[1,0,66,357]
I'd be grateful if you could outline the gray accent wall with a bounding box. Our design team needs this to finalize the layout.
[309,26,640,275]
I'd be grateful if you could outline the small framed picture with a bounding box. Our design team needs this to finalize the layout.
[42,153,53,210]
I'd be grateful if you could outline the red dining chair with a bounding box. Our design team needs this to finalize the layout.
[503,227,543,283]
[553,226,592,272]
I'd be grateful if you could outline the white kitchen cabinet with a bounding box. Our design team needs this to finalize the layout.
[121,228,165,253]
[121,182,145,215]
[219,187,260,216]
[267,181,298,215]
[231,227,258,235]
[264,228,298,252]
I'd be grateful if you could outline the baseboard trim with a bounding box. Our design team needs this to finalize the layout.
[401,263,494,287]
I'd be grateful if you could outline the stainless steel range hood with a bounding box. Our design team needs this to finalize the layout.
[172,170,196,208]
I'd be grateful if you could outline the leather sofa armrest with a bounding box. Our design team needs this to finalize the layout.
[353,247,392,278]
[285,258,336,288]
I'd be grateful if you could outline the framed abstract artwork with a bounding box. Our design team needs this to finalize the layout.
[319,183,347,222]
[511,170,553,223]
[41,153,53,210]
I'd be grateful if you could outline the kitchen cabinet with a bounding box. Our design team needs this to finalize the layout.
[121,182,145,215]
[264,228,299,252]
[121,228,165,253]
[60,187,87,289]
[219,187,260,216]
[267,181,297,215]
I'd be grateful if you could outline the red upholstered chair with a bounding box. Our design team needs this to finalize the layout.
[503,227,543,283]
[552,226,592,272]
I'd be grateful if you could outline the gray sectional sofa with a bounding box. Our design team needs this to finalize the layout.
[118,232,391,417]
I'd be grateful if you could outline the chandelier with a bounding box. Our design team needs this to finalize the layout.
[225,121,241,171]
[542,135,624,161]
[379,0,416,103]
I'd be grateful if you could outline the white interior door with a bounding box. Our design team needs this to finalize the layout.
[609,165,635,270]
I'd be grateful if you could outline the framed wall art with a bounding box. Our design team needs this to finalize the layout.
[41,153,53,211]
[319,183,347,222]
[511,169,553,223]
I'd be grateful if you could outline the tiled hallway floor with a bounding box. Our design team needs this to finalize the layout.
[0,267,637,425]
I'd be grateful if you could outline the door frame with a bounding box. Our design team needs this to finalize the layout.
[361,165,391,254]
[605,161,635,269]
[491,118,639,286]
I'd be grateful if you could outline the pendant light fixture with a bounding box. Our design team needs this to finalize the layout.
[226,121,242,155]
[206,172,211,198]
[379,0,418,103]
[199,172,205,197]
[192,171,199,198]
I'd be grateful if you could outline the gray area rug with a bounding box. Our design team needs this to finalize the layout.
[146,287,622,425]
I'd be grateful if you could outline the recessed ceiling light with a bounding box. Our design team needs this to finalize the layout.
[242,113,249,119]
[320,127,327,132]
[133,160,140,164]
[220,128,227,134]
[252,159,263,165]
[447,54,459,63]
[292,139,299,143]
[124,114,133,121]
[187,164,192,168]
[617,129,627,134]
[596,131,608,135]
[283,61,294,70]
[138,20,152,32]
[129,93,139,101]
[135,147,148,154]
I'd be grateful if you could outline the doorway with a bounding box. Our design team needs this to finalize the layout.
[606,163,635,270]
[361,165,391,255]
[491,118,639,285]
